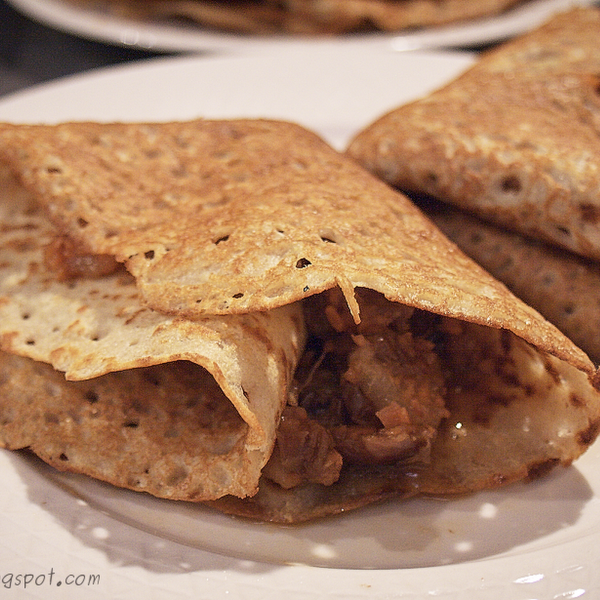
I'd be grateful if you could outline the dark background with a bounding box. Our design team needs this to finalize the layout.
[0,0,168,97]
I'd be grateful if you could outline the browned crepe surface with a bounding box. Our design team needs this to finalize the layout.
[65,0,527,34]
[0,354,253,500]
[0,118,591,374]
[347,7,600,262]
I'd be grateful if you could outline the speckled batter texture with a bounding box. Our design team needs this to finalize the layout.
[348,8,600,262]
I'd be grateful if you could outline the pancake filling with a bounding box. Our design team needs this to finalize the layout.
[44,234,123,281]
[263,288,452,489]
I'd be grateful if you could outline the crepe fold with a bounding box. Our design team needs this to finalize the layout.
[0,118,599,523]
[347,7,600,263]
[0,163,305,501]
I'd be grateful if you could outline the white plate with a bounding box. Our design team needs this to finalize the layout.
[5,0,599,52]
[1,47,600,599]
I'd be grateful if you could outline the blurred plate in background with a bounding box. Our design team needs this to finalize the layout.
[5,0,599,52]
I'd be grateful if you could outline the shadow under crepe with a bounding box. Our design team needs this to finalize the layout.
[7,447,596,571]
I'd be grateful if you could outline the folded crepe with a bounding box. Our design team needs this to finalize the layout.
[64,0,527,34]
[347,7,600,263]
[0,161,305,502]
[1,119,599,523]
[418,197,600,366]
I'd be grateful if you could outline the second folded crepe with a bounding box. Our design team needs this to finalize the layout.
[1,118,600,522]
[347,7,600,262]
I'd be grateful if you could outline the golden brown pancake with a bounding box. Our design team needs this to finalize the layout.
[347,7,600,262]
[0,117,590,358]
[1,118,599,523]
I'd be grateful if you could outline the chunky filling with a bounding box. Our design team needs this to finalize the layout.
[44,235,122,281]
[263,288,454,490]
